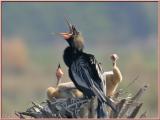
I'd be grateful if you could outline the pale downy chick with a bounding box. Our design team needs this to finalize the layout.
[103,54,122,97]
[47,64,64,100]
[47,82,83,100]
[56,64,64,87]
[46,64,83,100]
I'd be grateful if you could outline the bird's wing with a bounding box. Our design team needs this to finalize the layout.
[69,54,116,111]
[70,54,105,100]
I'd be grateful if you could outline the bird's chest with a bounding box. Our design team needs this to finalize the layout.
[63,47,83,67]
[105,75,118,96]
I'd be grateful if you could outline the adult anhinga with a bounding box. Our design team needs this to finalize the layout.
[58,19,116,118]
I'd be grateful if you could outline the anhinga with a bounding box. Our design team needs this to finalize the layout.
[46,64,83,100]
[46,81,83,100]
[58,18,116,118]
[56,64,64,87]
[103,54,122,97]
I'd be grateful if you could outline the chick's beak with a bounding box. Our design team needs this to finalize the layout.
[58,32,72,40]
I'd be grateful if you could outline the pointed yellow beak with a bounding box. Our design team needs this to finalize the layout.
[58,32,72,40]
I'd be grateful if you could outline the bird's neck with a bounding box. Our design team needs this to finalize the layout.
[113,62,117,68]
[63,46,82,67]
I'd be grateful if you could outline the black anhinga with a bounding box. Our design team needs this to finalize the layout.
[58,19,116,118]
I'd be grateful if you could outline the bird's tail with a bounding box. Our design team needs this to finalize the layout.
[90,81,117,112]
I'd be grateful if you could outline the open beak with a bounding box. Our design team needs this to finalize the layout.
[56,17,78,40]
[57,17,73,40]
[58,63,61,69]
[58,32,72,40]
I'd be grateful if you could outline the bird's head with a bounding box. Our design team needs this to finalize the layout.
[110,54,119,61]
[110,54,119,66]
[58,18,84,51]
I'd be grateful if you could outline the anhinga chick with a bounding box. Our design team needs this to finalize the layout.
[47,82,83,100]
[46,63,83,100]
[46,63,64,100]
[103,54,122,97]
[56,64,64,87]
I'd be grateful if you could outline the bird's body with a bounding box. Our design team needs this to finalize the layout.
[63,46,108,117]
[47,53,122,100]
[64,48,101,94]
[47,63,83,100]
[103,71,119,97]
[46,82,83,100]
[57,19,116,118]
[103,54,122,97]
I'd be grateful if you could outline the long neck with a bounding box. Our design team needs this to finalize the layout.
[113,61,116,67]
[63,46,82,67]
[112,61,122,82]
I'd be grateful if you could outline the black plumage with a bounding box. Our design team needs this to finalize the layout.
[60,19,116,118]
[63,47,108,118]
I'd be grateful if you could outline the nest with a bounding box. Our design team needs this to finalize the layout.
[15,84,148,118]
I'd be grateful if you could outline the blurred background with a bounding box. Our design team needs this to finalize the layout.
[2,2,158,118]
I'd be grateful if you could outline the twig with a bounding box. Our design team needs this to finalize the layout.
[114,99,126,118]
[119,85,148,118]
[140,111,147,118]
[125,74,139,90]
[128,103,143,118]
[131,84,148,101]
[15,111,25,119]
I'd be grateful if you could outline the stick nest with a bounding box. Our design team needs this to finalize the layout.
[16,84,148,118]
